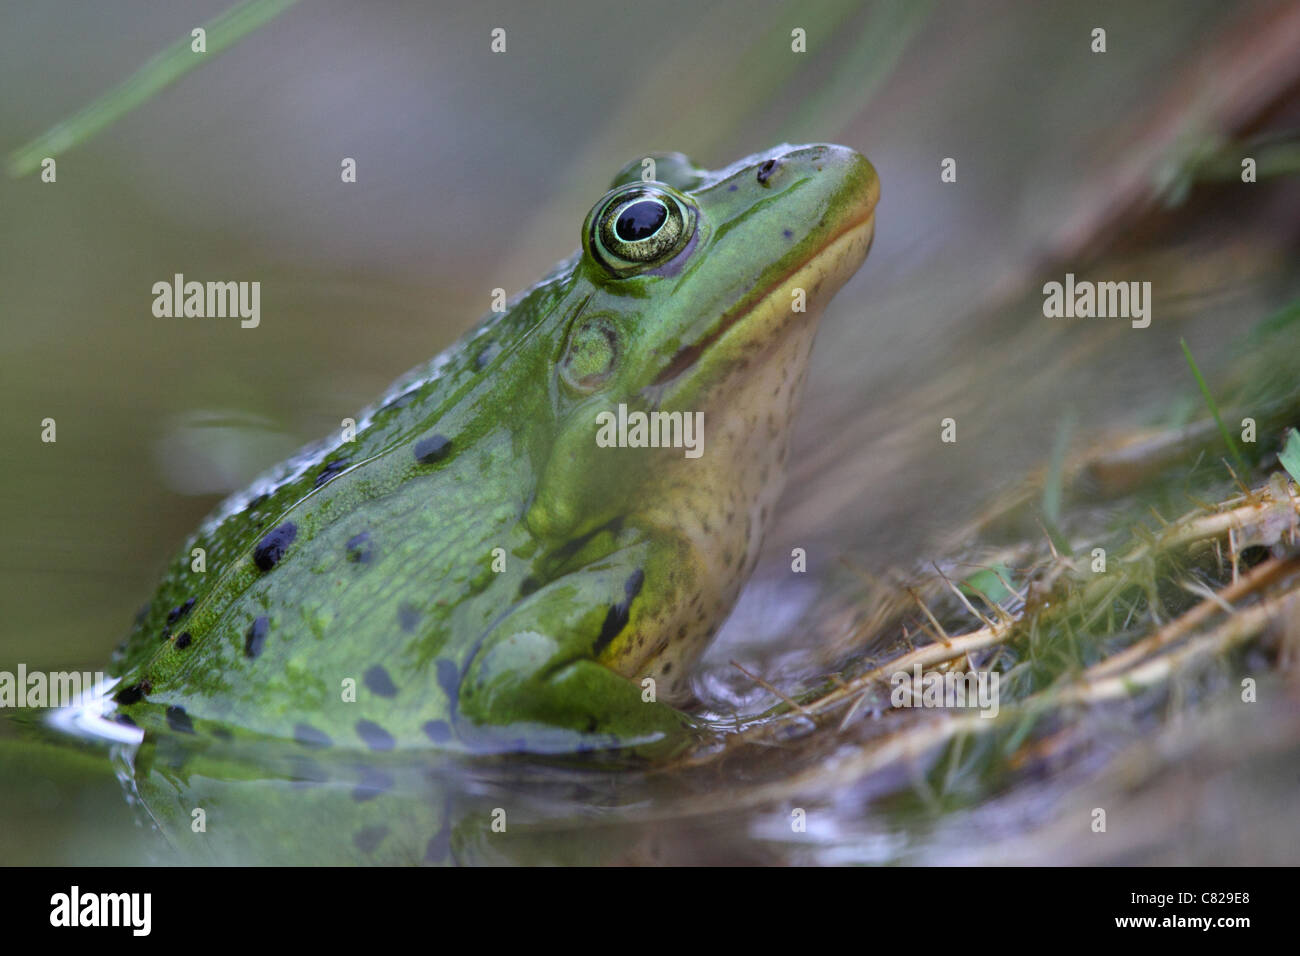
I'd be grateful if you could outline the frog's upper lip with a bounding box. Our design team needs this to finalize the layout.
[648,148,878,390]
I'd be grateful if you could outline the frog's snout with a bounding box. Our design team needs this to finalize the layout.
[741,144,879,251]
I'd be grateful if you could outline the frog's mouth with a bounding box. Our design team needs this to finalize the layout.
[648,210,876,392]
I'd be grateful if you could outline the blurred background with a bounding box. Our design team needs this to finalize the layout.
[2,0,1299,864]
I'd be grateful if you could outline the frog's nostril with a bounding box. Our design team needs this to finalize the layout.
[757,158,779,185]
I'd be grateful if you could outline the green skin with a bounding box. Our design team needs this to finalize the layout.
[106,144,879,760]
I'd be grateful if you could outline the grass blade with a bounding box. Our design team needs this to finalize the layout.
[6,0,298,178]
[1180,337,1248,476]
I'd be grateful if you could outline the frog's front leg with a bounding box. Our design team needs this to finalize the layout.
[455,538,698,757]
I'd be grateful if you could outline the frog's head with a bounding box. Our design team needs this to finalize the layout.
[527,143,878,539]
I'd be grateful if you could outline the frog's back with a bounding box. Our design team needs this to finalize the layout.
[110,271,574,747]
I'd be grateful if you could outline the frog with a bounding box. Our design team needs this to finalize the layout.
[102,143,879,761]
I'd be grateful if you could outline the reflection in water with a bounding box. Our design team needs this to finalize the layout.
[43,679,747,865]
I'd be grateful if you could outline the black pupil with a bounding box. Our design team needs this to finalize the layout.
[615,200,667,242]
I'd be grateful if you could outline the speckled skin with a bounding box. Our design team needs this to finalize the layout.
[108,144,878,757]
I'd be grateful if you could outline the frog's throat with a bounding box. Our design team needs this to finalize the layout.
[609,214,877,688]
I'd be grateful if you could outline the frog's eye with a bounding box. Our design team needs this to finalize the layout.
[560,315,620,392]
[585,184,695,277]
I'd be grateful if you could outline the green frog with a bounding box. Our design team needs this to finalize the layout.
[103,144,878,759]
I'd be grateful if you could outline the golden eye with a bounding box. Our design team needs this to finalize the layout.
[585,184,695,276]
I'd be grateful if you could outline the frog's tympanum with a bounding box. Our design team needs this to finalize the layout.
[106,144,878,759]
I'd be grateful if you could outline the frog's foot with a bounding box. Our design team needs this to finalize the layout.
[461,650,696,759]
[453,552,699,759]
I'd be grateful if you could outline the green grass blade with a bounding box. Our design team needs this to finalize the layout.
[1180,337,1248,476]
[6,0,298,178]
[1043,412,1073,529]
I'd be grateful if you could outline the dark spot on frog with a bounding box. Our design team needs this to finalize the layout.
[592,568,646,655]
[422,719,452,744]
[114,679,151,705]
[436,659,460,706]
[288,756,327,789]
[314,456,351,489]
[397,602,421,633]
[175,631,192,650]
[413,434,452,465]
[757,159,778,185]
[364,664,398,698]
[518,576,540,598]
[353,825,389,855]
[166,597,196,625]
[210,726,233,741]
[352,766,394,801]
[165,704,195,735]
[475,344,499,370]
[345,531,373,564]
[293,723,332,749]
[424,820,452,864]
[114,713,138,728]
[783,229,793,239]
[727,184,738,192]
[381,388,419,412]
[244,616,270,659]
[253,522,297,571]
[355,719,396,752]
[156,734,191,771]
